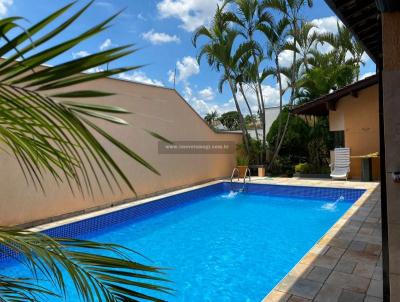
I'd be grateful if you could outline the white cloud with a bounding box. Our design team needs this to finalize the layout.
[86,66,104,73]
[141,29,180,45]
[278,49,295,68]
[182,82,282,117]
[95,1,113,8]
[169,56,200,83]
[198,87,214,101]
[72,50,90,59]
[311,16,342,35]
[100,38,115,51]
[117,71,164,87]
[167,70,175,83]
[138,13,147,21]
[235,84,281,113]
[157,0,222,32]
[0,0,12,16]
[360,71,376,80]
[182,84,220,116]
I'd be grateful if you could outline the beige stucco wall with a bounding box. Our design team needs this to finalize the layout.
[329,84,380,180]
[0,78,241,226]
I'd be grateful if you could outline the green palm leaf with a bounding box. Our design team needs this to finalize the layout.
[0,229,172,302]
[0,2,161,196]
[0,1,172,301]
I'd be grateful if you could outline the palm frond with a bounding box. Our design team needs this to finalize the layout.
[0,228,172,302]
[0,2,164,196]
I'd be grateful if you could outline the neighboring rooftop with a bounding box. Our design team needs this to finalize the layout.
[292,75,378,116]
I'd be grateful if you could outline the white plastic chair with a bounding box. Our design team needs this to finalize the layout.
[330,147,350,180]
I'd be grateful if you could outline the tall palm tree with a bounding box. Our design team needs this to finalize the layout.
[263,0,313,168]
[318,22,365,80]
[0,2,171,301]
[193,6,254,153]
[217,55,261,141]
[289,21,320,72]
[223,0,273,160]
[258,16,290,145]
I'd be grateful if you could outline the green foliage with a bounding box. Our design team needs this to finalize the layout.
[295,162,311,173]
[0,2,171,301]
[267,109,310,162]
[307,117,333,171]
[268,115,333,175]
[219,111,240,130]
[236,155,249,166]
[0,228,171,302]
[0,2,167,196]
[236,142,249,166]
[296,52,359,104]
[204,110,219,125]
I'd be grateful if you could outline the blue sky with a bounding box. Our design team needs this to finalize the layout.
[3,0,376,116]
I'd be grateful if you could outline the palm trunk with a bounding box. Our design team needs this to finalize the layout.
[227,77,250,154]
[239,83,259,141]
[268,112,291,169]
[275,56,284,144]
[249,34,267,164]
[268,17,299,169]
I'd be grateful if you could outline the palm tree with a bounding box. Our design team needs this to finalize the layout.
[0,2,171,301]
[263,0,313,168]
[289,21,320,72]
[318,22,365,81]
[204,110,219,125]
[193,6,253,153]
[223,0,273,160]
[217,56,261,141]
[352,41,366,80]
[258,16,290,145]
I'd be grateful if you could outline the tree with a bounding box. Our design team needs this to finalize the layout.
[204,110,219,125]
[296,50,359,104]
[224,0,273,160]
[193,6,253,153]
[219,111,241,130]
[258,16,290,148]
[267,108,310,172]
[288,21,320,73]
[263,0,314,169]
[0,2,170,301]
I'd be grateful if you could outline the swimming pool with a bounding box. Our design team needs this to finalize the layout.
[0,182,365,301]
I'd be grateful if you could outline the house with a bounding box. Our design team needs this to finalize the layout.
[293,75,380,180]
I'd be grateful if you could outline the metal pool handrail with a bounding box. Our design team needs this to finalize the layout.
[231,168,239,182]
[230,168,251,190]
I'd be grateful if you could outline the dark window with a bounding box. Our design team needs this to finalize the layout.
[332,131,345,148]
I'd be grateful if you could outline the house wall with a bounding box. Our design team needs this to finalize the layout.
[0,78,241,226]
[264,106,280,137]
[328,84,380,180]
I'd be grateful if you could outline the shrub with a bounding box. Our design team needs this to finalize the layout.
[267,108,310,166]
[295,163,311,173]
[236,155,249,166]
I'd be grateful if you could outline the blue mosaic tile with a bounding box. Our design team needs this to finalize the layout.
[0,182,365,263]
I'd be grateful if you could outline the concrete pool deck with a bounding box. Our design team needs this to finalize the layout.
[243,177,382,302]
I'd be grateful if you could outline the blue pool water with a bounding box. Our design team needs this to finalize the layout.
[0,183,365,301]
